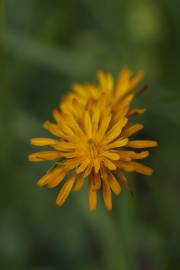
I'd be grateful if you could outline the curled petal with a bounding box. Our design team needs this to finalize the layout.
[118,150,149,160]
[127,108,146,118]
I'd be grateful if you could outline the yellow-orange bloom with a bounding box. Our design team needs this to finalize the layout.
[61,67,145,121]
[29,69,157,210]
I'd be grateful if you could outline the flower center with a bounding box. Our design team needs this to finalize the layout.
[88,138,94,145]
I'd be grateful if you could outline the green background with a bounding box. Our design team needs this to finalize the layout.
[1,0,180,269]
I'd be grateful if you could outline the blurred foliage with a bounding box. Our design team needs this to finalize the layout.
[1,0,180,269]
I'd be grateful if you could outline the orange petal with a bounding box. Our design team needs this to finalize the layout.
[97,71,114,93]
[129,70,144,89]
[90,171,101,190]
[73,174,85,192]
[103,157,116,170]
[43,121,66,138]
[127,140,158,148]
[76,159,90,174]
[96,113,112,141]
[127,108,146,117]
[53,141,77,151]
[132,162,153,175]
[84,111,92,138]
[30,138,58,146]
[93,173,101,190]
[37,165,65,187]
[92,108,100,135]
[56,173,76,206]
[28,151,62,162]
[118,150,149,160]
[122,123,144,137]
[37,172,53,187]
[103,117,128,144]
[102,151,120,161]
[84,165,93,177]
[108,173,121,196]
[103,138,128,150]
[48,169,67,188]
[94,158,101,173]
[88,179,97,211]
[116,160,134,172]
[102,180,112,211]
[116,170,132,193]
[52,109,62,123]
[130,151,149,159]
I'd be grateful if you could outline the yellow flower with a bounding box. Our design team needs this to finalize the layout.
[61,66,145,119]
[29,69,157,211]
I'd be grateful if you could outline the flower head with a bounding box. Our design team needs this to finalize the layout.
[29,68,157,211]
[62,67,145,117]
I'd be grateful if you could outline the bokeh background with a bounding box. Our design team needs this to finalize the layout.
[1,0,180,269]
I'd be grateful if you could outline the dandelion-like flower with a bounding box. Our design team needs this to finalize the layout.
[29,68,157,210]
[61,67,145,119]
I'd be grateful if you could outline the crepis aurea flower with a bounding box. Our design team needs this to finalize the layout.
[28,67,158,211]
